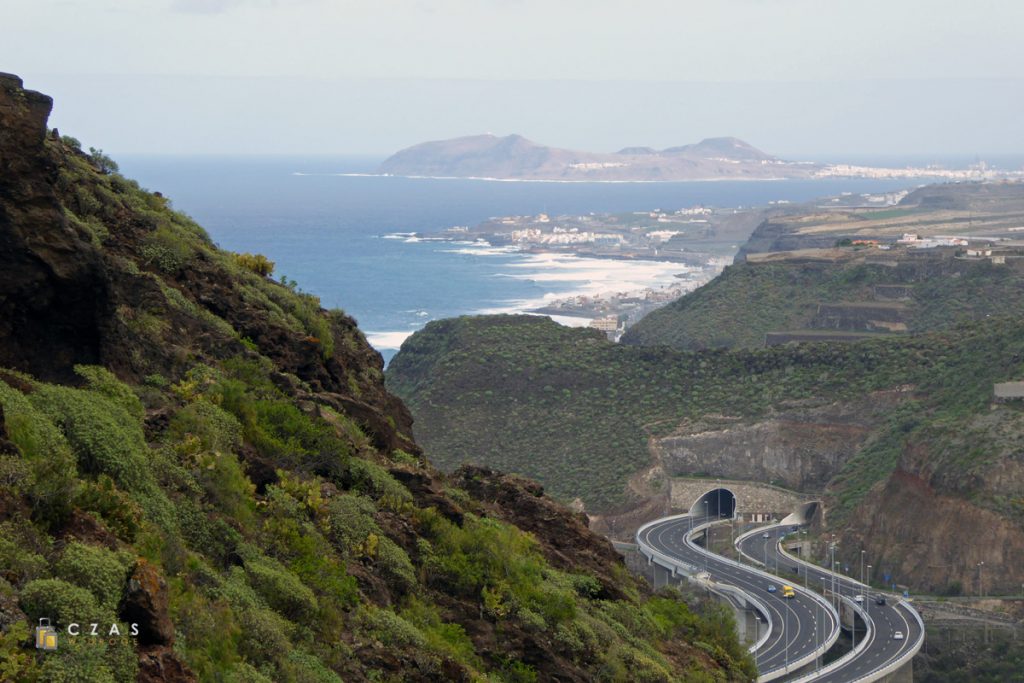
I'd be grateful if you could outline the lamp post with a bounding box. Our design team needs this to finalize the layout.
[860,549,866,586]
[703,501,709,574]
[781,594,790,672]
[833,560,841,613]
[978,561,985,597]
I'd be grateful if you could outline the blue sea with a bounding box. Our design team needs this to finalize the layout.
[117,155,922,362]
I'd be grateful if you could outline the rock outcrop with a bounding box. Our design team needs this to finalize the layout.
[657,394,903,492]
[0,73,107,382]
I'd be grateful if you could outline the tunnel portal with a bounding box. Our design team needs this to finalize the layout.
[690,487,737,519]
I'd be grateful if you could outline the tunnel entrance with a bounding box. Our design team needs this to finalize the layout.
[689,488,737,519]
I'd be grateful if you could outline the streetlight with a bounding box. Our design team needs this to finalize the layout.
[978,561,985,597]
[703,501,709,574]
[860,549,866,586]
[779,593,790,672]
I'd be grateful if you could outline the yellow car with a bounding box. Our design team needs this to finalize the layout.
[782,585,795,598]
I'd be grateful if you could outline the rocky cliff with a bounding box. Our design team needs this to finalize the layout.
[0,75,754,682]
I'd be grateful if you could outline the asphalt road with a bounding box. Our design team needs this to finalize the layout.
[738,526,924,682]
[638,515,837,678]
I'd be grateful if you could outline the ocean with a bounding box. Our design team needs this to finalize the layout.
[117,155,922,362]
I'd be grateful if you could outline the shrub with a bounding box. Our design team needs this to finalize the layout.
[75,476,143,542]
[0,533,48,587]
[29,384,149,492]
[243,554,318,622]
[74,365,144,421]
[357,606,426,649]
[87,147,119,174]
[54,542,133,612]
[236,607,293,667]
[374,536,415,592]
[347,459,412,506]
[234,253,275,277]
[225,662,275,683]
[0,380,78,527]
[37,637,121,683]
[140,223,193,273]
[281,650,344,683]
[324,494,379,556]
[19,578,104,626]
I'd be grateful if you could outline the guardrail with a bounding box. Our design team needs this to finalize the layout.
[851,600,925,683]
[786,595,875,683]
[685,519,838,681]
[636,514,774,655]
[740,523,925,682]
[636,514,840,682]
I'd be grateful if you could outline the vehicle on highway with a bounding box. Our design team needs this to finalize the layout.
[762,532,770,538]
[875,595,887,605]
[767,584,777,593]
[782,585,795,598]
[893,631,904,640]
[854,594,865,604]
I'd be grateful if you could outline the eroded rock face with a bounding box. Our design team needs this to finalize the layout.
[120,559,174,647]
[657,394,902,491]
[0,73,106,382]
[845,468,1024,595]
[136,646,197,683]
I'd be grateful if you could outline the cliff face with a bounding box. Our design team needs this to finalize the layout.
[842,407,1024,594]
[0,75,754,682]
[656,393,903,492]
[0,74,107,381]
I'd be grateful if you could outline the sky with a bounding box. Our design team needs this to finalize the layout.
[4,0,1024,159]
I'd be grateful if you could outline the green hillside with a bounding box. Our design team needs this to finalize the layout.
[620,254,1024,351]
[0,74,755,683]
[388,313,1024,523]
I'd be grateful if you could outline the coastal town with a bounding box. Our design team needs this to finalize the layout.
[426,204,758,337]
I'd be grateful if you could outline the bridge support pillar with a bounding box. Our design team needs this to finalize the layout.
[878,660,913,683]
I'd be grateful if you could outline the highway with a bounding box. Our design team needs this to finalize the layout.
[737,525,924,682]
[637,513,925,681]
[637,515,839,680]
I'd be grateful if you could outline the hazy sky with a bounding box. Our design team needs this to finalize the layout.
[5,0,1024,158]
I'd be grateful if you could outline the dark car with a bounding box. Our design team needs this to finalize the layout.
[875,595,887,606]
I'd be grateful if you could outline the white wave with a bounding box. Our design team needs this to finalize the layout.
[472,252,692,324]
[441,245,520,256]
[382,232,417,240]
[365,330,415,350]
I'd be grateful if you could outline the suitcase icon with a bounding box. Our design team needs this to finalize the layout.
[35,618,57,651]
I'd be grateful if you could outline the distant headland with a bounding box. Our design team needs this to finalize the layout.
[378,134,1022,183]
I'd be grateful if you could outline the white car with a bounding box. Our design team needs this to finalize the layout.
[762,532,770,539]
[893,631,904,641]
[854,594,865,604]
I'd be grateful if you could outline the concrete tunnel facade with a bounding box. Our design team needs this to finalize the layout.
[689,487,737,519]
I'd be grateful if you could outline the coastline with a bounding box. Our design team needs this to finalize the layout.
[296,171,792,184]
[365,242,709,354]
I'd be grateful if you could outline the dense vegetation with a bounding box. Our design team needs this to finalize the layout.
[917,630,1024,682]
[388,314,1024,522]
[620,256,1024,350]
[0,77,756,683]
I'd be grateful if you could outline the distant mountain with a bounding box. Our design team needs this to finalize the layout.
[378,133,814,181]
